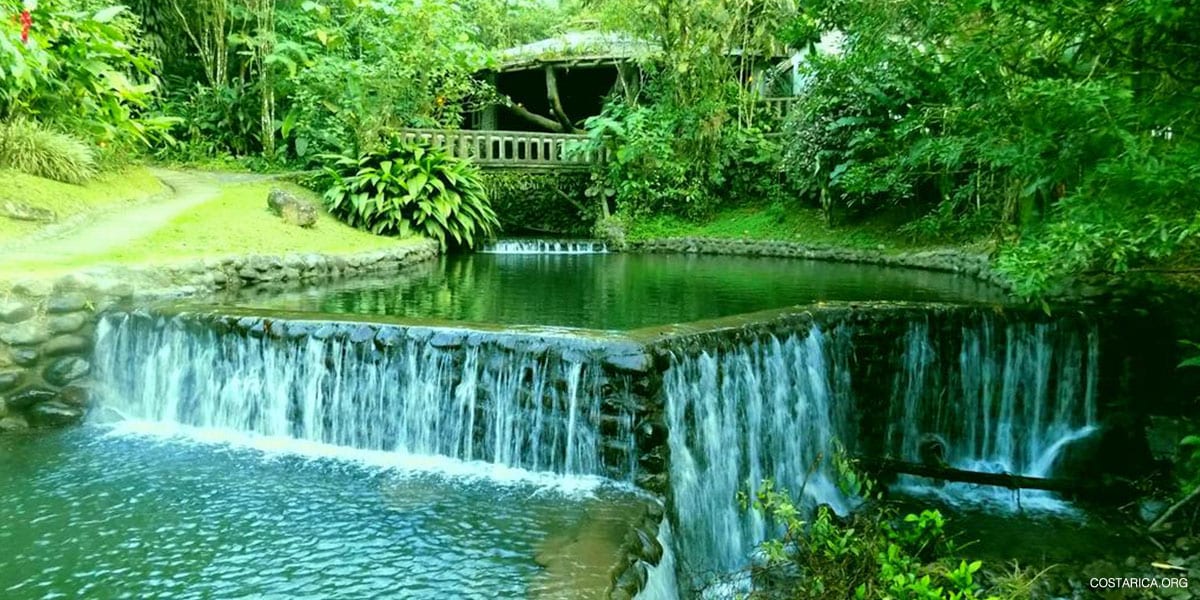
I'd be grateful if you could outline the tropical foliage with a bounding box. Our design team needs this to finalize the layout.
[0,1,166,148]
[734,460,1001,600]
[319,138,499,250]
[776,0,1200,295]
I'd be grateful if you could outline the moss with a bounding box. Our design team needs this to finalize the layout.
[0,167,166,240]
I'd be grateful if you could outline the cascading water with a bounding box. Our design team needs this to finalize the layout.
[92,313,635,480]
[663,327,854,591]
[481,239,609,254]
[886,317,1100,508]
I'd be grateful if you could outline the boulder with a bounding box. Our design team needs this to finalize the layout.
[0,369,23,393]
[43,357,90,387]
[0,200,55,222]
[0,300,35,324]
[29,401,84,427]
[56,385,91,408]
[11,348,39,367]
[0,322,50,346]
[267,188,318,228]
[7,388,56,410]
[47,312,88,334]
[42,335,92,357]
[0,415,29,432]
[46,292,89,314]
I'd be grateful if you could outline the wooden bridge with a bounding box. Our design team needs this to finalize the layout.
[401,97,797,170]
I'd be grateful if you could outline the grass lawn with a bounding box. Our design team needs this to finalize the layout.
[0,167,167,240]
[624,204,985,254]
[97,181,412,264]
[0,174,422,279]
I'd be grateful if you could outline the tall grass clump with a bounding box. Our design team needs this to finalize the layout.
[0,120,98,184]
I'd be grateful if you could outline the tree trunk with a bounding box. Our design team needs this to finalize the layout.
[859,457,1136,498]
[503,102,567,133]
[544,65,579,133]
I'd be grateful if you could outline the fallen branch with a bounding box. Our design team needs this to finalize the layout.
[1150,483,1200,532]
[861,457,1134,497]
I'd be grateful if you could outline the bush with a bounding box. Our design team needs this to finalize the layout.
[319,137,499,250]
[481,171,595,236]
[722,452,999,600]
[0,119,97,184]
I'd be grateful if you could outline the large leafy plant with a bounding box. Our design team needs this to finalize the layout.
[0,1,167,145]
[320,137,499,250]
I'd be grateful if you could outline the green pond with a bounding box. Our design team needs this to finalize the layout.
[228,252,1008,329]
[0,426,650,600]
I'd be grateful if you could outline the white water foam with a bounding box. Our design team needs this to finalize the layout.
[104,419,617,496]
[481,239,609,254]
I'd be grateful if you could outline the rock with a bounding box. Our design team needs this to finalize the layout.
[350,325,376,344]
[11,279,53,298]
[636,527,664,565]
[46,292,89,314]
[0,369,23,393]
[29,401,84,426]
[0,200,55,222]
[42,335,92,357]
[0,322,50,346]
[1140,499,1170,523]
[47,312,88,334]
[11,348,39,367]
[430,331,464,349]
[7,388,56,410]
[603,351,651,373]
[268,189,318,228]
[0,415,29,432]
[0,300,35,324]
[56,386,91,408]
[43,357,90,386]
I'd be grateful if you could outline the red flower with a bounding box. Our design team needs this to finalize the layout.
[19,10,32,44]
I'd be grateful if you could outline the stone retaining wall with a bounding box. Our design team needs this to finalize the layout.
[0,241,440,431]
[626,237,1012,289]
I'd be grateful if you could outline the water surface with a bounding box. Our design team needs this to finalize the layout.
[228,253,1008,329]
[0,427,647,599]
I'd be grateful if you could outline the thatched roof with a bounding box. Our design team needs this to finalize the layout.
[495,31,656,71]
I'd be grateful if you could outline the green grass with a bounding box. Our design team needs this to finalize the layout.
[0,167,167,240]
[624,204,936,253]
[94,181,415,264]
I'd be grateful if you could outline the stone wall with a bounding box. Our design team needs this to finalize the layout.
[626,237,1013,290]
[0,241,440,431]
[0,285,104,431]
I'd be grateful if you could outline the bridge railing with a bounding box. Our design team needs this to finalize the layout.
[398,129,601,169]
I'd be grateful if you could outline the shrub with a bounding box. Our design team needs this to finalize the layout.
[319,137,499,250]
[722,450,1000,600]
[0,119,97,184]
[481,171,595,236]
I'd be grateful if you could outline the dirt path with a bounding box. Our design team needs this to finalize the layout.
[2,169,268,266]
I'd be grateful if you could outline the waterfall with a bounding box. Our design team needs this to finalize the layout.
[637,520,680,600]
[92,313,634,479]
[481,239,609,254]
[663,327,853,590]
[886,317,1100,506]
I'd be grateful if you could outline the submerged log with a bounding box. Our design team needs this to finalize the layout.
[860,457,1136,498]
